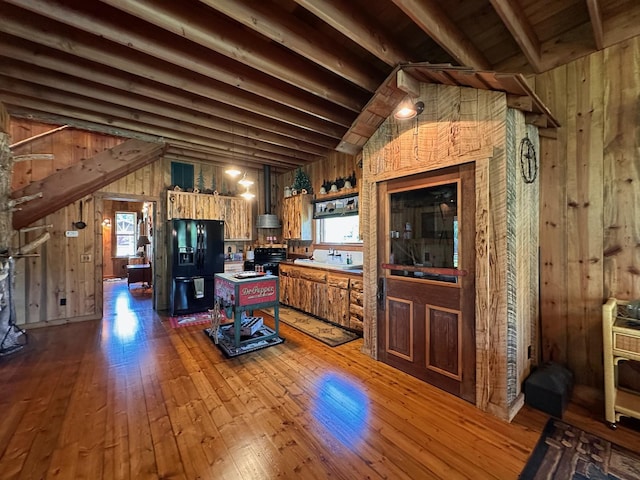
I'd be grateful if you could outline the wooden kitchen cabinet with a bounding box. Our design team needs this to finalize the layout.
[279,263,362,333]
[167,191,252,240]
[220,196,252,240]
[297,268,327,319]
[282,194,312,240]
[349,278,364,332]
[279,264,297,305]
[327,274,350,327]
[603,297,640,428]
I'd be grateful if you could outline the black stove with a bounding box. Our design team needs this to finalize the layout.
[244,247,287,275]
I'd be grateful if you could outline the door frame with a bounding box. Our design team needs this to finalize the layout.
[375,164,476,402]
[94,193,158,313]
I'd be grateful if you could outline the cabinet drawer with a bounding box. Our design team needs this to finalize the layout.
[614,332,640,355]
[327,274,349,289]
[300,269,326,282]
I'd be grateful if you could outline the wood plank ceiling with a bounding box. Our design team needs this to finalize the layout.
[1,0,639,174]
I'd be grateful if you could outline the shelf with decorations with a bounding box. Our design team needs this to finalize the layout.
[312,191,359,219]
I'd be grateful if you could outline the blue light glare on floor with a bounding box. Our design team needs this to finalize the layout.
[312,373,369,448]
[112,291,140,342]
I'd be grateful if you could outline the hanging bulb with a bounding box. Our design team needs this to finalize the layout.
[238,173,254,187]
[240,187,255,200]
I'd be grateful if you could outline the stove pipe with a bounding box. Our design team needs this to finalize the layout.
[256,165,281,228]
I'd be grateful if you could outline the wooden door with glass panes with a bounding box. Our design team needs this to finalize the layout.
[377,165,476,403]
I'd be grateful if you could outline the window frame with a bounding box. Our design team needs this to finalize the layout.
[315,214,362,245]
[114,211,137,258]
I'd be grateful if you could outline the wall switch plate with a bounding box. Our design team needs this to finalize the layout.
[80,254,92,263]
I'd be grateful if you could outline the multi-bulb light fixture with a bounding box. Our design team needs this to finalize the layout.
[226,168,255,200]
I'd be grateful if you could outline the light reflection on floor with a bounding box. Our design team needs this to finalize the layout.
[112,289,140,342]
[312,373,369,449]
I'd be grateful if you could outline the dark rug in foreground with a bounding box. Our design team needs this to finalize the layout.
[204,325,284,358]
[520,418,640,479]
[261,306,359,347]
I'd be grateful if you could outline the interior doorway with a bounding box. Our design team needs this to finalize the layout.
[98,196,157,313]
[376,164,476,403]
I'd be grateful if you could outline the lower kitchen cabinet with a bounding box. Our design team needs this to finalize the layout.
[327,274,350,327]
[349,278,364,332]
[279,264,362,333]
[298,269,327,319]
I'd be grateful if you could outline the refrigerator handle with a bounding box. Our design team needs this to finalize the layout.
[196,224,204,271]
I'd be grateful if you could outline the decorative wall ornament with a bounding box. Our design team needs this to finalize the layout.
[519,136,538,184]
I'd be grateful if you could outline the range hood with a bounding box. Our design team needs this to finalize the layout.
[256,214,281,228]
[256,165,281,229]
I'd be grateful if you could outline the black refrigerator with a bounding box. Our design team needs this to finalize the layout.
[168,219,224,316]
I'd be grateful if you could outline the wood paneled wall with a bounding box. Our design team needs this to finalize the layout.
[10,131,267,326]
[10,123,124,326]
[10,119,123,190]
[535,36,640,392]
[361,84,541,421]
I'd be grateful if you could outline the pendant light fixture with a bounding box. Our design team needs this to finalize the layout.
[240,187,255,200]
[238,172,254,187]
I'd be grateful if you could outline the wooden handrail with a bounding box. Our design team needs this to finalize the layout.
[381,263,467,276]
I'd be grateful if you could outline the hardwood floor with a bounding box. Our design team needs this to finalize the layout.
[1,279,639,479]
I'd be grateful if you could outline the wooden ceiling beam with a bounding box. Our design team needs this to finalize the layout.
[0,4,356,126]
[97,0,374,100]
[0,66,330,156]
[7,108,165,145]
[489,0,543,73]
[1,94,316,166]
[293,0,413,66]
[167,139,320,170]
[166,142,315,168]
[201,0,385,92]
[0,82,321,163]
[390,0,492,70]
[396,70,421,97]
[164,148,301,172]
[12,139,165,230]
[586,0,605,50]
[0,38,346,142]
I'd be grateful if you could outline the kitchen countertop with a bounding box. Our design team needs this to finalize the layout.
[281,259,363,276]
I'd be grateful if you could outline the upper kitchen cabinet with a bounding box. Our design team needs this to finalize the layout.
[282,193,312,240]
[166,191,252,240]
[220,196,252,240]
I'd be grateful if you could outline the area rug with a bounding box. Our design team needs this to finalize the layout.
[203,325,284,358]
[261,306,360,347]
[520,418,640,479]
[169,311,212,328]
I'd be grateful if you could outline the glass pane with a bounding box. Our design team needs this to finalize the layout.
[388,182,458,283]
[116,235,136,257]
[115,212,136,234]
[322,216,361,243]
